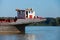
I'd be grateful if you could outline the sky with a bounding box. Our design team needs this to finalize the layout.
[0,0,60,17]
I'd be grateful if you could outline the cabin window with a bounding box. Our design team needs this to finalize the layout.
[29,11,30,13]
[29,11,33,14]
[26,11,28,18]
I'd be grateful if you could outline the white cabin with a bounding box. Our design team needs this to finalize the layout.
[16,8,35,19]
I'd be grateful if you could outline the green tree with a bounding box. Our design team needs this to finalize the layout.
[56,17,60,26]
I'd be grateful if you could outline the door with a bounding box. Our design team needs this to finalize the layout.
[29,15,32,19]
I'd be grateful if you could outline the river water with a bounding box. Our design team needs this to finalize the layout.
[0,26,60,40]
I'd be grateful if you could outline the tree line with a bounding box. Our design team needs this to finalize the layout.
[29,17,60,26]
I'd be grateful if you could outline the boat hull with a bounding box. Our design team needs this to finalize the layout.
[0,18,46,26]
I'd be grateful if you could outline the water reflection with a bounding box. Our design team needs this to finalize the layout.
[26,26,60,40]
[0,34,35,40]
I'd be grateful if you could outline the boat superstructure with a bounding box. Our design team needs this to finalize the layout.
[0,8,46,25]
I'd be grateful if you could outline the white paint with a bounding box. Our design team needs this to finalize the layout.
[28,11,35,19]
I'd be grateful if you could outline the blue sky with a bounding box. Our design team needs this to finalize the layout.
[0,0,60,17]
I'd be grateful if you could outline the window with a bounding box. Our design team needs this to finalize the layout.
[29,11,30,13]
[26,11,28,18]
